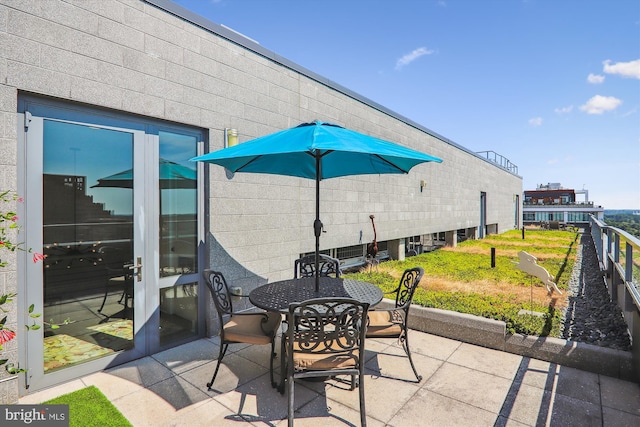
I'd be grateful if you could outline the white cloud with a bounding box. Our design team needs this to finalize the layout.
[547,158,558,165]
[587,73,605,84]
[603,59,640,79]
[554,105,573,114]
[579,95,622,114]
[395,47,434,70]
[528,117,543,126]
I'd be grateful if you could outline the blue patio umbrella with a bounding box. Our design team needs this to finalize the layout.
[191,120,443,290]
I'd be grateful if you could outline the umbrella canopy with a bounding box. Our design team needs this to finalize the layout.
[191,120,443,289]
[195,121,441,179]
[91,159,196,189]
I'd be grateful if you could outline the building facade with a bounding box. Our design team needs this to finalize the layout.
[523,183,604,225]
[0,0,522,400]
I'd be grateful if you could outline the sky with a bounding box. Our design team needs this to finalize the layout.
[171,0,640,209]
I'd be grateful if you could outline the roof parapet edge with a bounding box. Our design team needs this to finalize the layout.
[145,0,521,178]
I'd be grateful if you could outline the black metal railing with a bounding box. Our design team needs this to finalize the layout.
[476,150,518,175]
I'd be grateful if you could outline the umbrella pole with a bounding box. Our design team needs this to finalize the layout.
[313,154,322,292]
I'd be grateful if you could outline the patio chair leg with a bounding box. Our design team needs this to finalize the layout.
[402,336,422,382]
[269,337,278,388]
[359,373,367,427]
[287,371,295,427]
[207,343,228,390]
[279,335,287,394]
[97,288,109,313]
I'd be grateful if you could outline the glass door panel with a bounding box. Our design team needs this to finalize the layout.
[159,131,198,277]
[158,131,199,347]
[42,120,137,372]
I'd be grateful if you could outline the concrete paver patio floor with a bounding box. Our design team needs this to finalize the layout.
[20,330,640,426]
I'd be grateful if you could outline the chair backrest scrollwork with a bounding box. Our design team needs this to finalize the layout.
[294,254,341,279]
[203,269,233,321]
[395,267,424,310]
[287,298,368,357]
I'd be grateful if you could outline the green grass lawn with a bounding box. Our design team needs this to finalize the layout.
[43,386,132,427]
[344,229,579,337]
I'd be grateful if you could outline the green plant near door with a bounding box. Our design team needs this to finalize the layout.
[0,190,65,374]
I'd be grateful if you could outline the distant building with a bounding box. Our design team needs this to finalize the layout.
[523,183,604,225]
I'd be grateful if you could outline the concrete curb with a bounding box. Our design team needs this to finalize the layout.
[376,300,636,382]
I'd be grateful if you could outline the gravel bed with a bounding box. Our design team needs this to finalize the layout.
[560,229,632,351]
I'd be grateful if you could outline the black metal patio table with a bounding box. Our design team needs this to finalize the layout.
[249,276,383,313]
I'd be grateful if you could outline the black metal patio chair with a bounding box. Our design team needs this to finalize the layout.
[366,266,424,382]
[294,254,341,279]
[203,269,281,390]
[97,246,133,315]
[280,297,369,427]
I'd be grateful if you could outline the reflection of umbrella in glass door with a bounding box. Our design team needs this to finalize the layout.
[191,120,443,290]
[91,158,197,190]
[91,158,197,218]
[91,158,198,276]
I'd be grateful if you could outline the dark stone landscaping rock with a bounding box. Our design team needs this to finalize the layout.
[560,229,631,351]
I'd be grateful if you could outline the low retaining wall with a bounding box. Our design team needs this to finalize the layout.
[377,300,636,382]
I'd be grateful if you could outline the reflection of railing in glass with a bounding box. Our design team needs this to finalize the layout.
[159,283,198,346]
[42,240,135,372]
[160,235,197,277]
[158,131,198,278]
[157,173,197,276]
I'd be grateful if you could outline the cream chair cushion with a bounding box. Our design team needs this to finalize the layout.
[366,310,403,337]
[224,312,281,345]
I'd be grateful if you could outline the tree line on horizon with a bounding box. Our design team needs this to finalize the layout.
[604,213,640,239]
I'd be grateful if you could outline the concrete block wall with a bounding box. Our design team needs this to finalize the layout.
[0,0,521,399]
[0,0,522,299]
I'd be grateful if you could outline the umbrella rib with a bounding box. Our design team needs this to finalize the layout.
[305,150,334,159]
[234,155,263,172]
[373,154,410,174]
[305,149,334,179]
